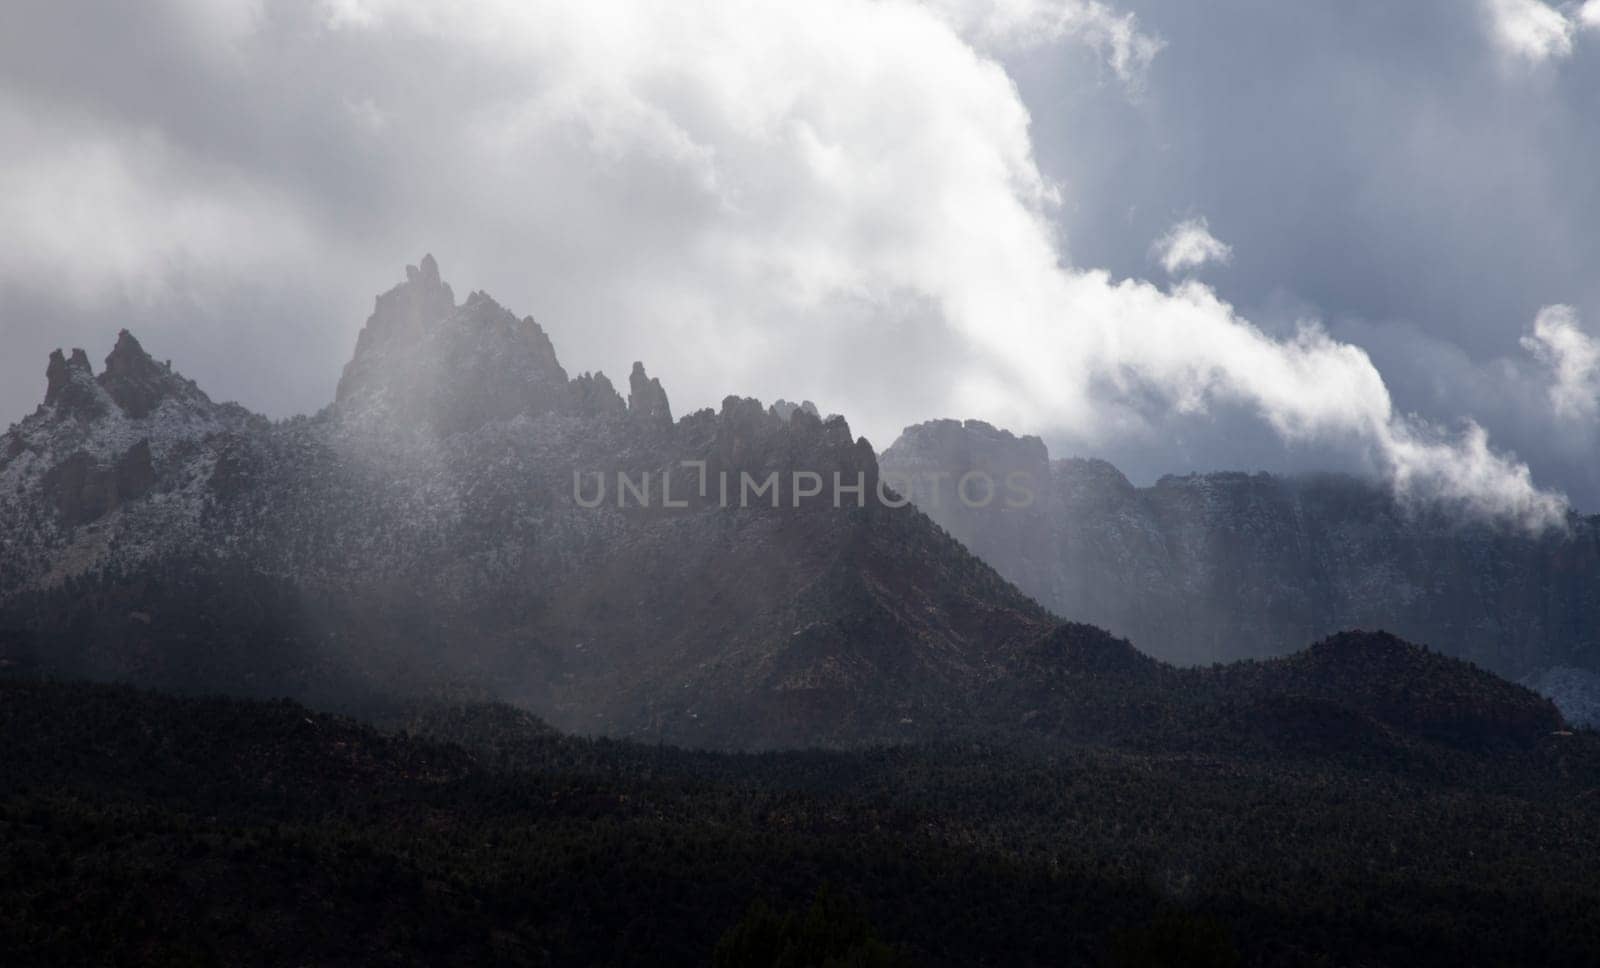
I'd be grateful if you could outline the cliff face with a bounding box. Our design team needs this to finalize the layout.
[881,420,1600,692]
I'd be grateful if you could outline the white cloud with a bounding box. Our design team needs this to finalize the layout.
[1522,304,1600,423]
[0,0,1569,527]
[1582,1,1600,31]
[1152,217,1232,276]
[1482,0,1576,63]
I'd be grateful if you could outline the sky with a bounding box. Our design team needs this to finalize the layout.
[1,0,1598,518]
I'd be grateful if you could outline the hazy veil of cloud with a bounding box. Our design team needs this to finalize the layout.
[1152,218,1232,276]
[1522,304,1600,423]
[0,0,1574,526]
[0,96,323,308]
[924,0,1164,84]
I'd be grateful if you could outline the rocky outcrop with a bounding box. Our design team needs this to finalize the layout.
[770,399,820,422]
[44,349,108,420]
[98,330,207,418]
[2,329,263,594]
[627,361,672,429]
[333,257,603,435]
[567,371,628,417]
[336,254,458,406]
[39,440,155,527]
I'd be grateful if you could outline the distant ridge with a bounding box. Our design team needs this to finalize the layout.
[881,418,1600,718]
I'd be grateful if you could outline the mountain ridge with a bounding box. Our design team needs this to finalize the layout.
[1,258,1057,748]
[3,259,1579,748]
[880,417,1600,728]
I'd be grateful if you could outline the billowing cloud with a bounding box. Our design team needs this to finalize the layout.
[306,0,1569,524]
[1482,0,1576,62]
[1152,218,1232,276]
[1582,1,1600,30]
[0,0,1574,527]
[1522,304,1600,423]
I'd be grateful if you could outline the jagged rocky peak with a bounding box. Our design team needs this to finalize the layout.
[387,253,455,340]
[770,399,820,423]
[335,256,586,434]
[704,394,877,479]
[568,371,627,418]
[627,361,672,428]
[44,348,107,420]
[335,253,458,405]
[37,331,213,424]
[98,330,210,418]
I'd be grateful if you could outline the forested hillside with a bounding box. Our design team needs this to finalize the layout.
[3,671,1597,966]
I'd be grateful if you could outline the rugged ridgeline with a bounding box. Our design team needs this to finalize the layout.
[879,419,1600,723]
[0,258,1053,748]
[0,259,1576,748]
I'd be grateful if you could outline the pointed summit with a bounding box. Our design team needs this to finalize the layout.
[44,348,108,420]
[337,255,458,406]
[104,329,152,372]
[407,252,442,288]
[627,362,672,428]
[97,331,212,418]
[97,330,207,418]
[335,257,585,433]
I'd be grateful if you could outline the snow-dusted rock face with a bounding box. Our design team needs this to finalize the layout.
[0,258,1052,748]
[881,420,1600,681]
[0,329,264,595]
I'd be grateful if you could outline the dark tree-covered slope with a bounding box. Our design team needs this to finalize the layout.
[1,674,1597,967]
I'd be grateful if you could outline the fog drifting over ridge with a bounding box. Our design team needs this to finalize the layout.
[1,0,1597,523]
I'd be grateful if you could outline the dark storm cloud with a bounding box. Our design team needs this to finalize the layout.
[1011,0,1600,502]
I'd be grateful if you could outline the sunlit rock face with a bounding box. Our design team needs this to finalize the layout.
[882,419,1600,684]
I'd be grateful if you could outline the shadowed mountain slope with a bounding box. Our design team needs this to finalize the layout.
[881,418,1600,726]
